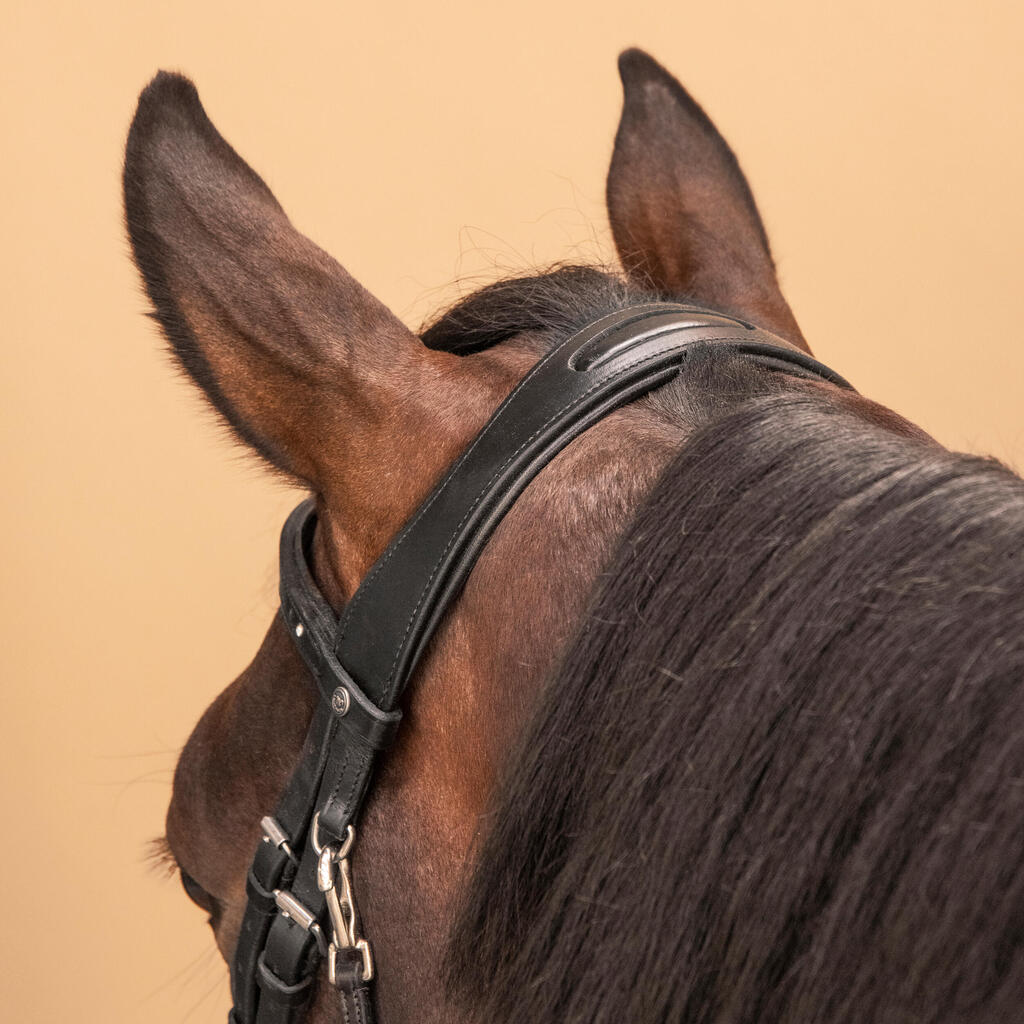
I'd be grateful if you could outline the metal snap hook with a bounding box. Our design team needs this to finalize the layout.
[310,813,355,860]
[309,815,374,984]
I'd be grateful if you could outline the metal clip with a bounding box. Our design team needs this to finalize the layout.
[260,816,297,864]
[311,815,375,984]
[271,889,327,956]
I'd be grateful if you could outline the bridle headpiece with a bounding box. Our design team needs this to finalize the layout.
[228,304,852,1023]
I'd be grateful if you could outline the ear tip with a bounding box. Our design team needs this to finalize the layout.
[616,48,708,126]
[143,69,200,100]
[122,70,211,304]
[137,69,201,112]
[123,66,283,235]
[127,70,207,151]
[617,48,666,86]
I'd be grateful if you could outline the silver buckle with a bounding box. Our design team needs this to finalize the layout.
[311,813,375,984]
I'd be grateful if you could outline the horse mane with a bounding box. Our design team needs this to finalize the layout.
[442,332,1024,1021]
[422,264,657,354]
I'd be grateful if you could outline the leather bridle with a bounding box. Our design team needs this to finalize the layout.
[226,304,853,1023]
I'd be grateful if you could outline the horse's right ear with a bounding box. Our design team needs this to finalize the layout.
[606,50,806,349]
[123,72,425,485]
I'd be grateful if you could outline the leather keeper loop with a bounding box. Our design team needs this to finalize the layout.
[280,602,402,751]
[315,650,402,750]
[250,834,293,890]
[256,953,315,1006]
[334,693,402,751]
[246,869,278,913]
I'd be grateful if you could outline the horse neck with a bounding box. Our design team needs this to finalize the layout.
[339,405,683,1023]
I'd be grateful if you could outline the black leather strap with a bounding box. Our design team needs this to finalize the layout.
[333,304,849,711]
[332,950,375,1024]
[227,304,853,1024]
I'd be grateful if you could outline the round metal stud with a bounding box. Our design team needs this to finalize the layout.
[294,623,305,638]
[331,686,350,717]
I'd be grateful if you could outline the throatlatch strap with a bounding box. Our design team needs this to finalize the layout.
[228,304,853,1024]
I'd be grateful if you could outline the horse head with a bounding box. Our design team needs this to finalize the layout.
[124,49,1024,1023]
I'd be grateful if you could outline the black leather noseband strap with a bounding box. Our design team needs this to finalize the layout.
[228,304,853,1024]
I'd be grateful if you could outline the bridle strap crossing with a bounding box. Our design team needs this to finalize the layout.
[227,304,853,1024]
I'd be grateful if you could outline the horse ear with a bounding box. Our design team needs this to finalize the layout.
[123,71,422,484]
[606,50,807,349]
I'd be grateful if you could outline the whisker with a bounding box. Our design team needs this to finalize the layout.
[183,955,229,1022]
[94,746,182,759]
[111,768,176,815]
[100,766,176,786]
[142,945,211,1002]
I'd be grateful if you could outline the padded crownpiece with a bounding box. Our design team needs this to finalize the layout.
[332,304,850,715]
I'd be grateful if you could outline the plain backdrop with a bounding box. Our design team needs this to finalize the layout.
[3,1,1022,1020]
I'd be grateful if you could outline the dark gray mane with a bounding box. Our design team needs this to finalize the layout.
[435,272,1024,1022]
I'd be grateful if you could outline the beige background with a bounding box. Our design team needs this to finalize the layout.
[3,1,1022,1020]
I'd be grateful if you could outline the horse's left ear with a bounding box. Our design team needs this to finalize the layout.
[606,49,807,350]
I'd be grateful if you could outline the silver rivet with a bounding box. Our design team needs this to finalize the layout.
[331,686,350,717]
[294,623,305,638]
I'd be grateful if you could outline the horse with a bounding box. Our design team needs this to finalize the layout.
[124,48,1024,1023]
